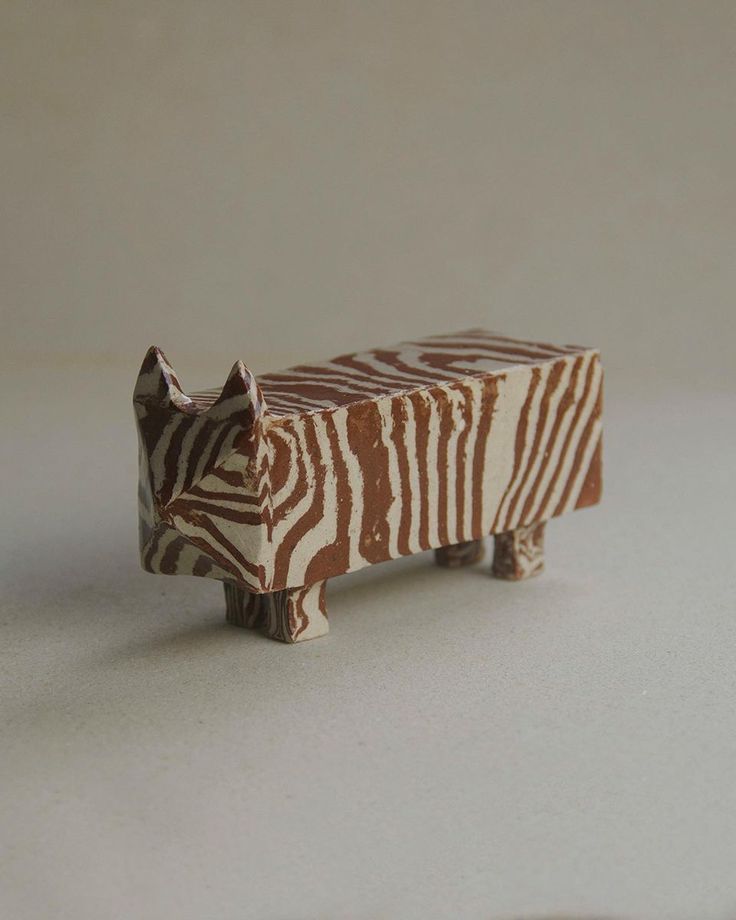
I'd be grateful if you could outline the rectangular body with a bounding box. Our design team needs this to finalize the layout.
[134,330,602,595]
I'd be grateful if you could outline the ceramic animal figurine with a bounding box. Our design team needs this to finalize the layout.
[134,330,602,642]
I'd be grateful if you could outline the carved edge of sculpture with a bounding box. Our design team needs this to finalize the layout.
[134,331,603,642]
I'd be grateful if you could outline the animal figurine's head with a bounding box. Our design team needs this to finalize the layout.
[133,347,268,588]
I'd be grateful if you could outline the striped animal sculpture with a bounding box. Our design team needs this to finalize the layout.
[134,330,602,642]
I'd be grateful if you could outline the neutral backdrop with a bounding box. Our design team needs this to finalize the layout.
[2,3,735,919]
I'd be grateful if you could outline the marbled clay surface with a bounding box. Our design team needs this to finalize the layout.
[134,330,602,640]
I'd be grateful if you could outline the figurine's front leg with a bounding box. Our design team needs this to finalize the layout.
[491,522,545,580]
[225,581,329,643]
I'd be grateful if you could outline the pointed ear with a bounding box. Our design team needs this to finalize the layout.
[134,353,267,515]
[208,360,267,423]
[134,348,266,425]
[133,346,191,412]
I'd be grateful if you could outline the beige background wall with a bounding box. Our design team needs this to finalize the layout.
[3,0,735,385]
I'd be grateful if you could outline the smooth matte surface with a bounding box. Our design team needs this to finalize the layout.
[2,2,736,917]
[3,1,735,391]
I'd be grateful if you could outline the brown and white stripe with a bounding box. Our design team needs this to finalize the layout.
[134,329,602,638]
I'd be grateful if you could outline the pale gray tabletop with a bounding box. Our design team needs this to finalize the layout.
[2,367,734,920]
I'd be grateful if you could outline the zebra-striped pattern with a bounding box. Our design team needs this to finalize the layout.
[134,329,602,600]
[224,581,328,643]
[492,522,546,580]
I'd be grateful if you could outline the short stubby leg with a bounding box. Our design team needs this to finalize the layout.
[224,582,267,629]
[435,539,485,568]
[224,581,329,643]
[492,522,546,580]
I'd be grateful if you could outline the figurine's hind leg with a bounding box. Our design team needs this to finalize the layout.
[492,522,546,580]
[434,540,485,568]
[224,581,328,643]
